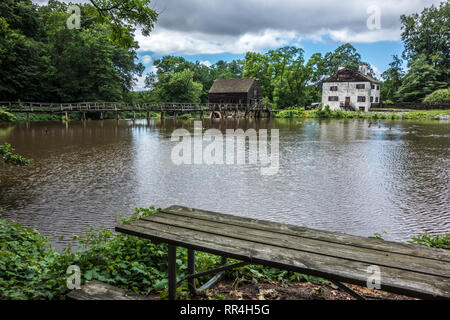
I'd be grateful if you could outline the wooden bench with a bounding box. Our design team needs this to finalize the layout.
[115,205,450,300]
[67,280,152,300]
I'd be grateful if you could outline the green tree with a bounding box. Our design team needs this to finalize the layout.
[399,2,450,101]
[423,88,450,104]
[381,55,404,102]
[0,0,145,102]
[401,2,449,75]
[153,69,203,103]
[87,0,158,48]
[396,54,448,102]
[321,43,374,78]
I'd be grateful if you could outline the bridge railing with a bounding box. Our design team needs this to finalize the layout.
[0,101,272,112]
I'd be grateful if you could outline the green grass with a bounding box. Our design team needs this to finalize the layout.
[0,110,162,123]
[273,105,450,121]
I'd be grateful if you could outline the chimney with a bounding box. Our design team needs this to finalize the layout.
[358,64,368,75]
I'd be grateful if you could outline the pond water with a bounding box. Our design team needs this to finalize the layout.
[0,118,449,249]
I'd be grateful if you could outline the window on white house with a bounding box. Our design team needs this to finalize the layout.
[330,86,338,91]
[356,84,365,89]
[328,96,339,101]
[375,97,379,102]
[370,97,374,102]
[357,96,366,102]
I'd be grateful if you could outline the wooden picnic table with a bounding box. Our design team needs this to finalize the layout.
[115,205,450,300]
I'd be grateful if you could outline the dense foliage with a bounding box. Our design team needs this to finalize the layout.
[423,88,450,104]
[0,142,32,166]
[383,2,449,102]
[1,1,447,109]
[0,208,324,300]
[0,0,147,102]
[0,109,15,122]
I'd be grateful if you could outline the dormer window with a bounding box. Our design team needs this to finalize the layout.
[356,84,365,89]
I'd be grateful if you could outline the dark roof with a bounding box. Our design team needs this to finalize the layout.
[209,78,257,94]
[323,67,380,84]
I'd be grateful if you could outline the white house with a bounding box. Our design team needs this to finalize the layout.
[322,65,381,112]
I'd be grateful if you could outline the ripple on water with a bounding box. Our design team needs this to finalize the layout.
[0,119,448,249]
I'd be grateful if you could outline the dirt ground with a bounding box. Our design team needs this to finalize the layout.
[144,278,416,300]
[196,279,416,300]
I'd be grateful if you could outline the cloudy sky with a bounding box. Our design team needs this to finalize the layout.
[33,0,443,89]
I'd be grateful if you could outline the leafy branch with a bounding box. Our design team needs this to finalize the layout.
[0,143,32,166]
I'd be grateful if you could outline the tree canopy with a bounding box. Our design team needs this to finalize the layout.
[0,0,149,102]
[0,0,447,107]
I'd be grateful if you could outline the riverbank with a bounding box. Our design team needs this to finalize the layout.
[1,208,448,300]
[2,107,450,123]
[0,109,161,123]
[274,107,450,121]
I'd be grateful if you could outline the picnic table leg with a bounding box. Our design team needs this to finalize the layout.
[168,245,177,300]
[187,248,196,296]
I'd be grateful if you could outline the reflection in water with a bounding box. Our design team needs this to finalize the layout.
[0,118,449,249]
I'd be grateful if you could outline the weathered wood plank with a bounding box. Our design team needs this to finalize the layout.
[162,206,450,262]
[116,219,450,299]
[141,213,449,278]
[67,280,151,300]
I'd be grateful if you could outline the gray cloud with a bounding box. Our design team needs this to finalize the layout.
[153,0,442,37]
[32,0,444,56]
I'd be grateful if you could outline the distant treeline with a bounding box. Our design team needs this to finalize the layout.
[0,1,448,109]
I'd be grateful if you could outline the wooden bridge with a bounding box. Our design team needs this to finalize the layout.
[0,101,272,120]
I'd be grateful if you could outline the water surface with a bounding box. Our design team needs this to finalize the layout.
[0,118,449,249]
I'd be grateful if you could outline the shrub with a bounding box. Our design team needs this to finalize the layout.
[408,233,450,250]
[276,107,305,118]
[0,143,32,166]
[423,88,450,104]
[0,207,328,300]
[0,108,15,122]
[177,113,192,120]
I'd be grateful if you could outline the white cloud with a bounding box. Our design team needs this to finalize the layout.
[141,55,153,65]
[370,64,382,79]
[327,28,402,43]
[200,60,212,67]
[136,28,301,55]
[133,74,147,91]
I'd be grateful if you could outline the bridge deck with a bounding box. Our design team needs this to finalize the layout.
[0,101,271,113]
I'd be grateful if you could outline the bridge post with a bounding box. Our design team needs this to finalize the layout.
[65,112,68,122]
[100,112,104,120]
[133,111,136,121]
[82,112,86,121]
[116,111,119,121]
[160,111,164,120]
[26,112,29,122]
